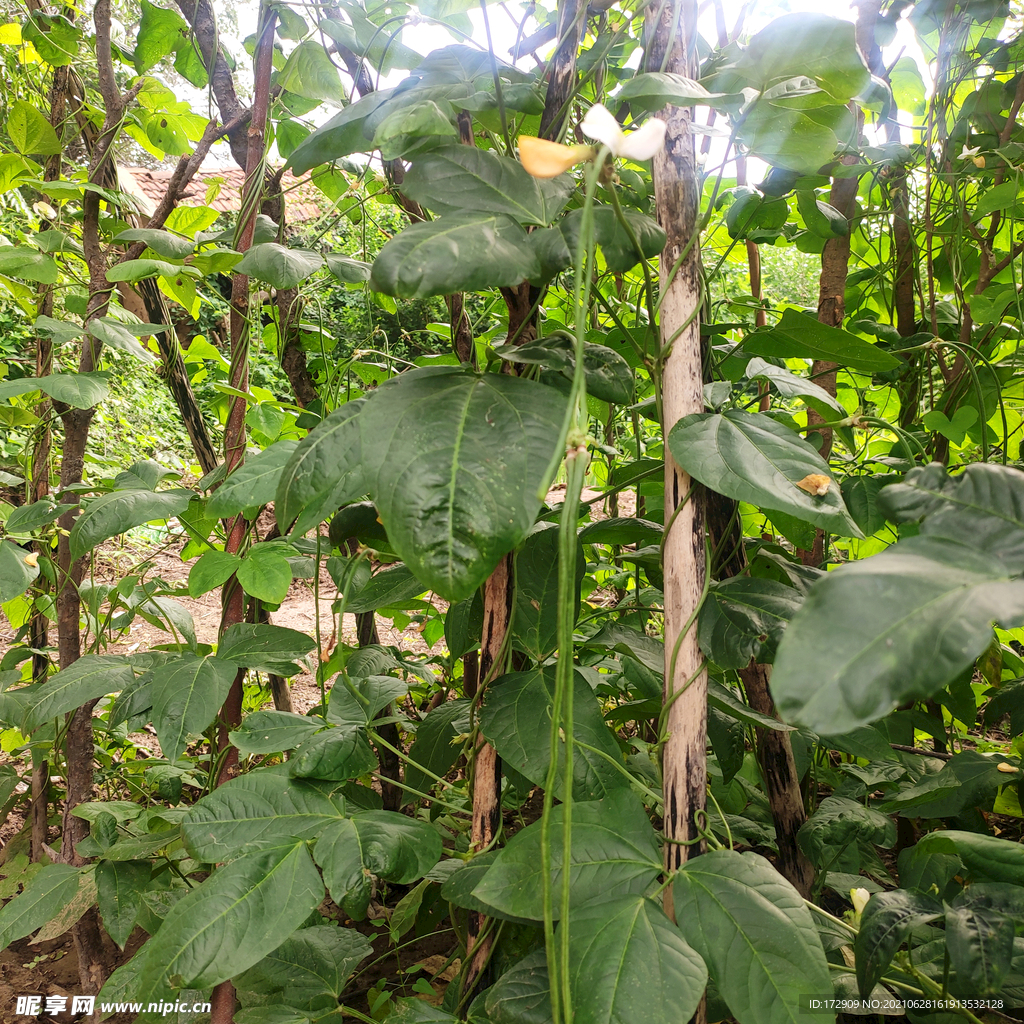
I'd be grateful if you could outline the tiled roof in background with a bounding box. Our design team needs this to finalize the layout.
[120,166,326,223]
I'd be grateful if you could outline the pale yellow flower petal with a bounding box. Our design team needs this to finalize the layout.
[518,136,592,179]
[619,118,668,161]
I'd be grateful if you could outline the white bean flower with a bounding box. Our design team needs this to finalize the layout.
[580,103,668,161]
[518,104,667,179]
[960,144,985,168]
[851,887,872,917]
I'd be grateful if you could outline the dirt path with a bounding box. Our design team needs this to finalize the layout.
[99,549,435,716]
[0,534,438,717]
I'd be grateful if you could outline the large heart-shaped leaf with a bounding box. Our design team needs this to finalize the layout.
[567,895,708,1024]
[880,463,1024,572]
[359,367,567,601]
[230,710,324,755]
[797,795,895,866]
[336,643,393,683]
[70,488,194,560]
[878,750,1008,819]
[8,99,61,155]
[5,498,75,535]
[113,227,194,260]
[134,0,187,72]
[480,667,627,800]
[235,243,324,289]
[181,771,347,862]
[0,864,84,948]
[745,357,846,419]
[485,948,552,1023]
[0,539,38,602]
[441,853,534,925]
[725,187,790,240]
[738,102,852,175]
[946,888,1018,997]
[0,376,48,402]
[473,791,661,920]
[188,550,241,598]
[149,653,238,761]
[743,309,900,372]
[913,830,1024,886]
[370,212,540,299]
[114,459,179,491]
[22,654,136,732]
[698,577,803,669]
[444,594,483,660]
[134,842,324,996]
[579,517,663,547]
[0,372,110,408]
[556,207,667,274]
[39,371,111,407]
[344,564,427,615]
[673,851,833,1024]
[585,620,666,673]
[106,259,200,283]
[513,523,584,660]
[288,727,377,781]
[854,890,943,996]
[738,14,870,103]
[772,536,1024,733]
[327,675,407,729]
[0,245,57,282]
[841,475,892,537]
[313,812,442,919]
[403,698,472,803]
[494,333,634,405]
[275,399,368,536]
[286,89,395,175]
[87,317,160,363]
[237,544,293,604]
[668,411,860,535]
[372,99,457,160]
[400,145,573,226]
[277,40,345,104]
[217,623,316,676]
[325,254,371,283]
[708,679,793,732]
[616,71,724,110]
[96,860,150,949]
[234,924,373,1013]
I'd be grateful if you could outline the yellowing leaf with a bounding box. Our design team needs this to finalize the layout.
[795,473,831,496]
[0,24,22,45]
[17,41,43,64]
